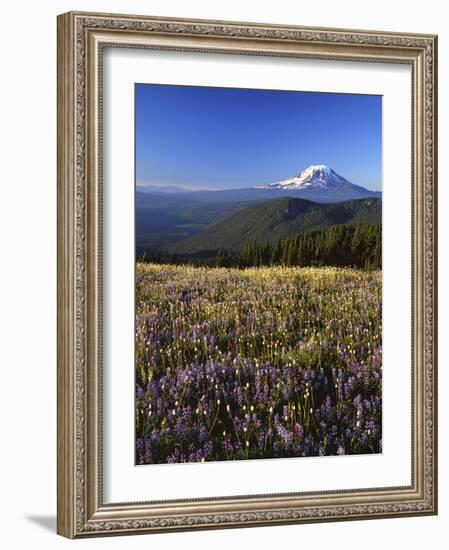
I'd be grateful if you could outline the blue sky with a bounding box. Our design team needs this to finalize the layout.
[135,84,382,191]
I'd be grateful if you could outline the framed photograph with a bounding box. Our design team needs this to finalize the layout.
[57,11,438,538]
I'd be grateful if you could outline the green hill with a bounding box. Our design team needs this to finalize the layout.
[170,197,381,256]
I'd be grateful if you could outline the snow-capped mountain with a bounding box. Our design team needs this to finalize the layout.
[256,165,359,191]
[254,165,380,202]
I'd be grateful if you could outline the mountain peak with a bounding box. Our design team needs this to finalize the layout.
[256,164,359,192]
[299,164,332,176]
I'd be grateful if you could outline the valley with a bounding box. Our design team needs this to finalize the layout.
[136,165,382,267]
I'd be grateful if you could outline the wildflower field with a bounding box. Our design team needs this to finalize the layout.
[135,263,382,464]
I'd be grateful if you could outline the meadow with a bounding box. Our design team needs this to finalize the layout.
[135,263,382,464]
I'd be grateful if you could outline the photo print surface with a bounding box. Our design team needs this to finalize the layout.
[134,84,382,465]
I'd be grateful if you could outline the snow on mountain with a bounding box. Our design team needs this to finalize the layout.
[255,165,367,192]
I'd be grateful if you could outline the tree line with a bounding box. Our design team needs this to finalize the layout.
[138,222,382,270]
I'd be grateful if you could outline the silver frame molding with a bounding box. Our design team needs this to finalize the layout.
[57,11,438,538]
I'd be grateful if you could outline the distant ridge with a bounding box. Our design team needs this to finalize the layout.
[136,166,380,205]
[137,184,191,194]
[170,196,382,256]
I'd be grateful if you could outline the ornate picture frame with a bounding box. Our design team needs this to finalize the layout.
[57,11,437,538]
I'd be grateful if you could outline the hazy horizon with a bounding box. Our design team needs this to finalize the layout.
[136,84,382,192]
